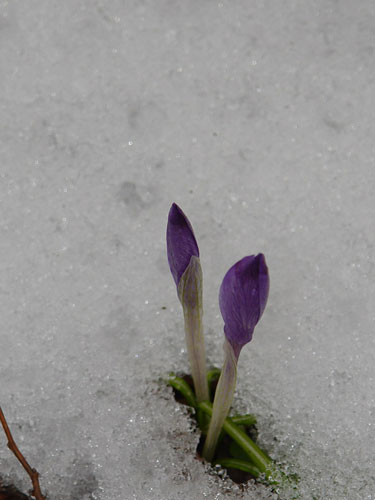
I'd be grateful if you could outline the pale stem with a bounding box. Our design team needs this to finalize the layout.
[202,339,238,462]
[182,303,209,402]
[178,256,209,402]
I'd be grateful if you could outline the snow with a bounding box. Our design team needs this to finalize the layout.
[1,1,375,499]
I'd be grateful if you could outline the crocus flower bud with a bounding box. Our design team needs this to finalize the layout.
[167,203,199,289]
[219,254,269,358]
[203,254,269,462]
[167,203,209,402]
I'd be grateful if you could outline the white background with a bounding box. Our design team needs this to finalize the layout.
[1,1,374,499]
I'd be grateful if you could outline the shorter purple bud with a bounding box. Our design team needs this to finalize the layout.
[219,254,269,355]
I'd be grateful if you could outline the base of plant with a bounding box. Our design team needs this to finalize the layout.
[168,369,273,485]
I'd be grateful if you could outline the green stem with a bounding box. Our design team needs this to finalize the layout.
[213,458,260,477]
[207,367,221,401]
[168,377,209,430]
[199,401,272,476]
[207,368,221,383]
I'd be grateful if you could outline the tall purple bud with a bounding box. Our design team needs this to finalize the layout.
[167,203,209,402]
[203,254,269,461]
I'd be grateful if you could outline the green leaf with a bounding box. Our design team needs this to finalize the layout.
[198,401,273,477]
[168,377,197,408]
[213,458,260,477]
[230,414,257,426]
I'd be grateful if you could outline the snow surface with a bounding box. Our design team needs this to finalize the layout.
[1,1,375,499]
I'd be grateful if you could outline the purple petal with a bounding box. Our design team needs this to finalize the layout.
[219,254,269,351]
[167,203,200,286]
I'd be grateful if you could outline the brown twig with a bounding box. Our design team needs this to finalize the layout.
[0,407,46,500]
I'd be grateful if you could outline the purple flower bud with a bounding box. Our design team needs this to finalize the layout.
[167,203,199,286]
[166,203,209,402]
[219,254,269,355]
